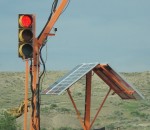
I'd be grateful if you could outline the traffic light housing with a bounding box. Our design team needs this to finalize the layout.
[18,14,35,59]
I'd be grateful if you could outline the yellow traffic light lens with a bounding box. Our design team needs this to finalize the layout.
[19,15,32,28]
[19,44,33,58]
[19,29,33,42]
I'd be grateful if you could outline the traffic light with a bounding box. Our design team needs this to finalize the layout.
[18,14,35,59]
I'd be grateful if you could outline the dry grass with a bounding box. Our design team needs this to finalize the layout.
[0,71,150,130]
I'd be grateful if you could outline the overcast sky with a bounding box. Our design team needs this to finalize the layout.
[0,0,150,72]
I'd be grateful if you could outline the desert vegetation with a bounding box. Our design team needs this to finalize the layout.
[0,71,150,130]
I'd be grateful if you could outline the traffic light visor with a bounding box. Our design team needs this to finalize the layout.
[19,15,32,28]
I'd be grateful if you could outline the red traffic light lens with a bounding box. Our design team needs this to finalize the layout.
[19,15,32,28]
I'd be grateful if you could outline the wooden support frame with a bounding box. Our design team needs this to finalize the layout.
[67,89,86,130]
[42,63,143,129]
[90,88,111,128]
[84,71,92,130]
[67,71,111,130]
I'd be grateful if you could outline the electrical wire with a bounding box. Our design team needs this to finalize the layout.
[29,59,34,117]
[37,0,60,95]
[38,0,70,40]
[36,42,47,130]
[61,0,70,14]
[30,0,58,128]
[29,59,37,130]
[37,0,58,40]
[52,0,59,13]
[39,44,46,91]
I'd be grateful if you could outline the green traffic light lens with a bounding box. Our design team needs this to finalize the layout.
[19,44,33,59]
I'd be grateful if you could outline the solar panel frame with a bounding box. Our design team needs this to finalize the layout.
[107,65,144,100]
[93,64,144,100]
[41,62,98,95]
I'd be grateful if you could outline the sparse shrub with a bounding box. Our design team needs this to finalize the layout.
[41,128,47,130]
[41,106,51,113]
[107,123,115,130]
[114,111,123,116]
[0,112,18,130]
[76,92,83,97]
[131,111,149,119]
[58,107,71,113]
[50,104,58,109]
[56,127,76,130]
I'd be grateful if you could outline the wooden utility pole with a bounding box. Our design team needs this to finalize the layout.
[24,60,29,130]
[30,1,69,130]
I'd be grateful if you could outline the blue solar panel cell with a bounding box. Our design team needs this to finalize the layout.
[41,63,98,95]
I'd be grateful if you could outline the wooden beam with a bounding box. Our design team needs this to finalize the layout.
[84,71,92,130]
[24,60,29,130]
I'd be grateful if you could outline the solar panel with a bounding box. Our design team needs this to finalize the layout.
[93,64,144,100]
[41,62,98,95]
[42,62,144,100]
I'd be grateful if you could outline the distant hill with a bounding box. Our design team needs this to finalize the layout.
[0,71,150,130]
